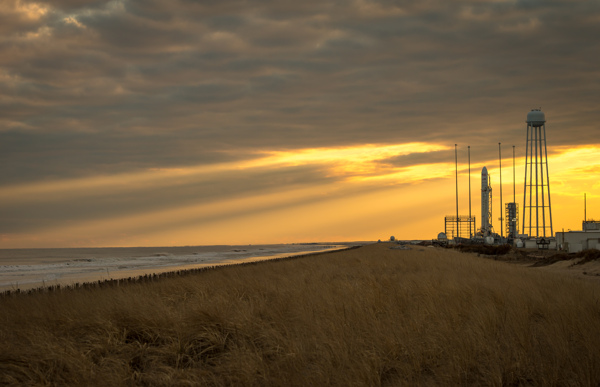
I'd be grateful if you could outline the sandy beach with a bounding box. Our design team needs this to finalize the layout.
[0,244,349,291]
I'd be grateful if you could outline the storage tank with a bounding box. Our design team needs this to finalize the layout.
[526,109,546,127]
[514,239,524,248]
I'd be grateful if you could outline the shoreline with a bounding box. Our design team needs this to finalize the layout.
[0,245,360,295]
[5,242,600,294]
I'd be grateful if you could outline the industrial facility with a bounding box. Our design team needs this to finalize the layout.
[440,108,573,250]
[556,221,600,253]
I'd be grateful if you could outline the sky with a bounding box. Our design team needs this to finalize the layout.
[1,0,599,248]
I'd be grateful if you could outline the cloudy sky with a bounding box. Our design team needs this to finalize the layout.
[1,0,599,247]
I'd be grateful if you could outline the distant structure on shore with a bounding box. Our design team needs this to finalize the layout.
[504,145,519,240]
[438,108,559,249]
[444,145,476,240]
[557,221,600,252]
[522,108,553,238]
[480,166,493,236]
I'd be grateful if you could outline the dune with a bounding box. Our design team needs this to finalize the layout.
[1,243,599,386]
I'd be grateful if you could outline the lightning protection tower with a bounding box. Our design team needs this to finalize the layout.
[522,108,553,238]
[505,145,519,239]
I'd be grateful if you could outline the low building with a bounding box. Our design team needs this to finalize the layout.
[556,221,600,253]
[522,238,557,249]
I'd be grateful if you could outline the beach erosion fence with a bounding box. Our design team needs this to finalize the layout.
[0,246,361,297]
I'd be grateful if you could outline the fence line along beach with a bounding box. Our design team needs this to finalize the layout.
[0,243,351,292]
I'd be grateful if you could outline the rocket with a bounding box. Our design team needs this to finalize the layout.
[481,167,491,235]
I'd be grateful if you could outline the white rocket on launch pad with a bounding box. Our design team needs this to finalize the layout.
[481,167,493,236]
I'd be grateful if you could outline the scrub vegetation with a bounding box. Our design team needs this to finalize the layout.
[1,243,600,386]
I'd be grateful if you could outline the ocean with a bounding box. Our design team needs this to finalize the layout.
[0,244,349,291]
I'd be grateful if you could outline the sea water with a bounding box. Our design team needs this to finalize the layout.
[0,244,346,291]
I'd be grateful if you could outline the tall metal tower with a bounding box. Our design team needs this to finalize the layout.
[522,108,553,238]
[505,145,519,239]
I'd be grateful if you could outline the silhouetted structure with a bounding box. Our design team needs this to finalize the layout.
[522,109,553,237]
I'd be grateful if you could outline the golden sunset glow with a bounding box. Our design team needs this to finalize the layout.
[1,141,598,247]
[1,0,599,248]
[549,146,600,196]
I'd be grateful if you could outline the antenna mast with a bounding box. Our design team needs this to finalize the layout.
[455,144,459,235]
[513,145,516,202]
[499,142,503,237]
[468,146,472,237]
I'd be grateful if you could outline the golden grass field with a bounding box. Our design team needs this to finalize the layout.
[1,243,600,386]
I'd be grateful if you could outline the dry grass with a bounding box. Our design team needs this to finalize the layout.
[1,243,600,386]
[454,244,513,256]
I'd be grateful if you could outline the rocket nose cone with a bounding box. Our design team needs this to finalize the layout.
[482,166,488,174]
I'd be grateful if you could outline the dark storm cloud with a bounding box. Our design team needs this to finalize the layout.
[0,127,259,184]
[1,0,599,186]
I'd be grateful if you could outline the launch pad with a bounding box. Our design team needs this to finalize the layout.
[440,109,555,248]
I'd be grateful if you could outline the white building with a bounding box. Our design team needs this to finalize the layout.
[556,221,600,253]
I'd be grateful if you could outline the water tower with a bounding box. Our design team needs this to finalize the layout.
[522,108,553,238]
